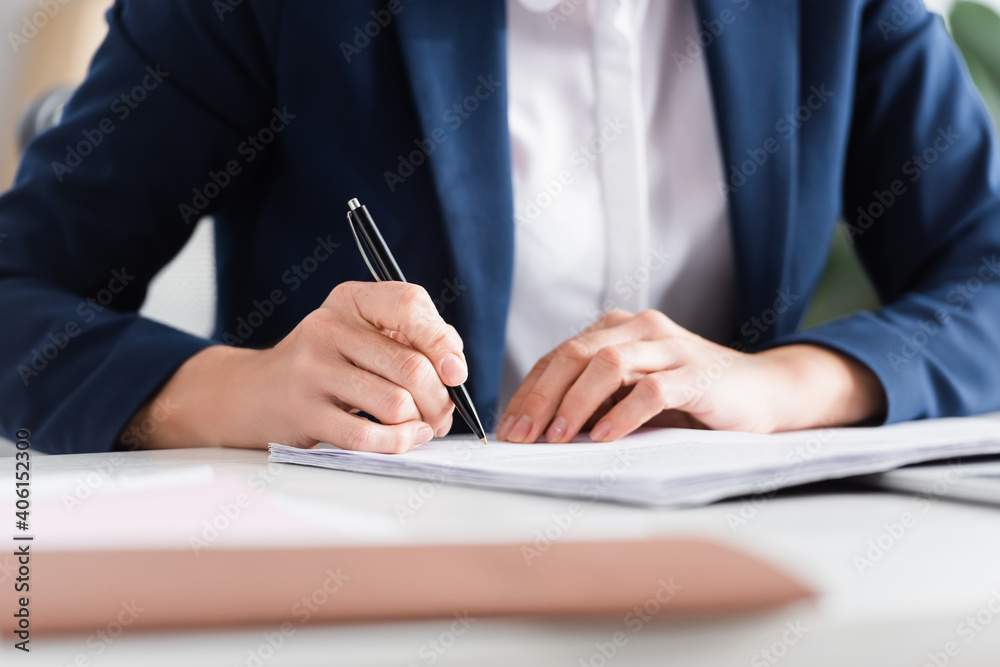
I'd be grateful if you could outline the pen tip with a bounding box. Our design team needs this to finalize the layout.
[481,437,488,445]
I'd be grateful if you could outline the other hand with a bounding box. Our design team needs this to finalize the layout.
[497,309,886,443]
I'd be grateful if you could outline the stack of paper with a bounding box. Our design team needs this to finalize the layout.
[269,415,1000,507]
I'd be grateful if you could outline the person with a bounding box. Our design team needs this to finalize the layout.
[1,0,998,456]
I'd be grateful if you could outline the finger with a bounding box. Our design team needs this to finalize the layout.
[386,329,412,347]
[500,311,676,443]
[340,329,454,431]
[589,370,695,442]
[336,282,468,387]
[435,410,455,438]
[545,341,679,443]
[312,410,435,454]
[318,363,421,426]
[496,356,552,440]
[581,308,634,333]
[384,329,451,433]
[497,310,634,440]
[646,409,709,430]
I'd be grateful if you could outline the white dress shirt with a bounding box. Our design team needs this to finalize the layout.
[501,0,737,406]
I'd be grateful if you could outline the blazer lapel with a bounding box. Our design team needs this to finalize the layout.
[394,0,513,420]
[695,0,801,342]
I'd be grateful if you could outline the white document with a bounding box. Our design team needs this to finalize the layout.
[268,415,1000,507]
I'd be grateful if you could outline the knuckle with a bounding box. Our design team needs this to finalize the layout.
[424,322,456,353]
[343,421,378,452]
[639,373,670,404]
[556,339,591,363]
[594,345,627,372]
[329,281,349,300]
[670,335,695,360]
[334,280,360,295]
[380,387,413,424]
[520,389,550,411]
[398,350,433,386]
[288,350,320,385]
[330,281,361,308]
[397,285,434,321]
[604,308,632,323]
[300,308,336,336]
[638,309,671,331]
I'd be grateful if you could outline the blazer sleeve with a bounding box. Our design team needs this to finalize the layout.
[772,0,1000,423]
[0,0,281,453]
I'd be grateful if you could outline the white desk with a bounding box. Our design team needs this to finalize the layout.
[1,444,999,666]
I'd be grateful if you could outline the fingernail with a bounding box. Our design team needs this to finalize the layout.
[590,420,611,442]
[508,415,532,442]
[441,353,468,386]
[497,415,514,440]
[416,425,434,445]
[546,416,567,443]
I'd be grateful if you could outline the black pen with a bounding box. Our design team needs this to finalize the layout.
[346,198,487,444]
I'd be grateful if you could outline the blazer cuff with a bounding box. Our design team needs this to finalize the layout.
[41,316,215,454]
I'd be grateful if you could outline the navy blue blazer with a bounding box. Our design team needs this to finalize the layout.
[2,0,1000,454]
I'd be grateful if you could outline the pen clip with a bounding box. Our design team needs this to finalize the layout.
[347,210,384,282]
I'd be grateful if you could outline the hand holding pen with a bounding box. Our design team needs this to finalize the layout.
[116,200,478,453]
[347,198,487,444]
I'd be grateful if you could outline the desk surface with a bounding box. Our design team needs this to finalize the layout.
[2,444,999,666]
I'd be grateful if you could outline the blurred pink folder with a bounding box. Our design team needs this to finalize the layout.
[1,471,812,635]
